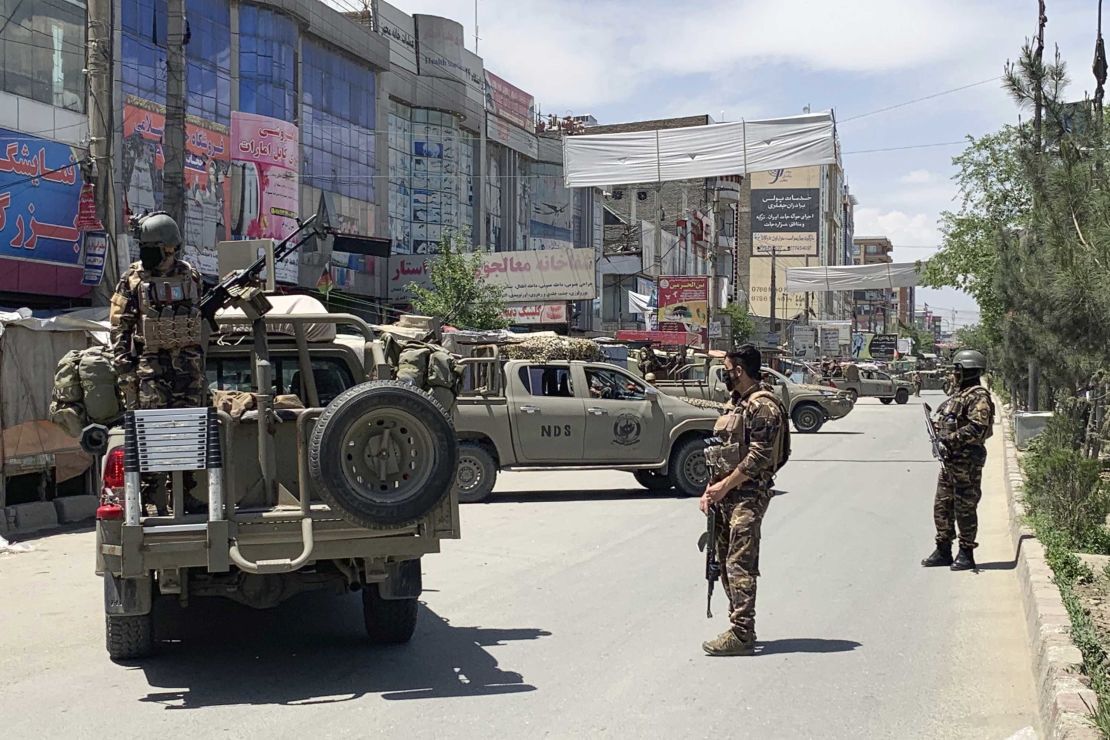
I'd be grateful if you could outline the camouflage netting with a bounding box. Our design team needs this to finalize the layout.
[678,396,726,413]
[501,336,605,363]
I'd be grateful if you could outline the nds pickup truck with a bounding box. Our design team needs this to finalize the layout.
[451,356,719,503]
[651,362,855,433]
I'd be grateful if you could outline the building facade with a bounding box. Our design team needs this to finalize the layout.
[0,0,601,329]
[851,235,895,333]
[0,0,91,306]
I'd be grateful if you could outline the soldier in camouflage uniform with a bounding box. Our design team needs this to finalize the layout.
[109,212,207,513]
[922,349,995,572]
[700,344,786,656]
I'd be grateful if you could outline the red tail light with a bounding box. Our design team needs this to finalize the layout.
[103,447,125,490]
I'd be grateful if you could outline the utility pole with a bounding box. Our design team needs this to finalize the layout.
[162,0,187,226]
[87,0,119,303]
[768,245,777,337]
[653,184,663,278]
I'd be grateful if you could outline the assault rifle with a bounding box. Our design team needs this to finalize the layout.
[697,505,721,619]
[923,403,948,463]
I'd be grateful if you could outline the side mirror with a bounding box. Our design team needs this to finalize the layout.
[644,386,659,401]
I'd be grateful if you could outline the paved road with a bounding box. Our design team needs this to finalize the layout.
[0,392,1037,739]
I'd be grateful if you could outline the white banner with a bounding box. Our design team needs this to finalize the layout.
[563,111,837,188]
[388,247,597,303]
[785,262,925,293]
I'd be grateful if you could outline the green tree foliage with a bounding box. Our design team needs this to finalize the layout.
[926,41,1110,400]
[408,232,510,331]
[719,302,755,348]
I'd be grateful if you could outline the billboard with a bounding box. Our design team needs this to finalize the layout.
[748,254,808,319]
[388,247,596,302]
[657,275,708,348]
[750,166,820,257]
[122,95,231,276]
[230,112,300,243]
[850,332,899,360]
[0,130,83,268]
[485,71,535,132]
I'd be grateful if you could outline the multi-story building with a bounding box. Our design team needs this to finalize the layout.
[0,0,600,329]
[0,0,90,307]
[851,235,895,333]
[737,158,847,341]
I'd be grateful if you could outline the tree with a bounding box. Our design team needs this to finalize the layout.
[719,302,755,349]
[408,231,510,331]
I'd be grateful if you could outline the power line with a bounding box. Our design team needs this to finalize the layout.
[839,77,1003,124]
[843,140,968,155]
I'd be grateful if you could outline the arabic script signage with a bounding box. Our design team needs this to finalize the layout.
[0,128,83,267]
[750,166,820,257]
[230,112,300,244]
[503,302,568,325]
[388,247,596,302]
[656,275,709,349]
[122,95,231,277]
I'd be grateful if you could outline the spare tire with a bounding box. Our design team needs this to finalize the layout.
[308,381,458,529]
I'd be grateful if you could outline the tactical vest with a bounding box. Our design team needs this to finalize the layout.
[137,274,203,352]
[937,385,994,444]
[704,389,789,482]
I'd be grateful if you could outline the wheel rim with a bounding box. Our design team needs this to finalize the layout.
[339,408,438,504]
[800,410,818,429]
[684,450,708,486]
[456,454,486,493]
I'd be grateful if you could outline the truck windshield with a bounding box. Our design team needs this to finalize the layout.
[206,355,355,405]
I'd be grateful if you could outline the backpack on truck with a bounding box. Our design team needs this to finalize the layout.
[380,333,464,412]
[49,346,125,437]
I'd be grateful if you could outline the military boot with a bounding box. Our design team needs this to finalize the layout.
[951,547,976,571]
[921,543,953,567]
[702,629,756,657]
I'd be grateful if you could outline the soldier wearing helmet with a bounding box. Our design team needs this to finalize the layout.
[109,211,207,514]
[921,349,995,572]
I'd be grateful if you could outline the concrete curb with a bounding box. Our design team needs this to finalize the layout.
[999,405,1102,740]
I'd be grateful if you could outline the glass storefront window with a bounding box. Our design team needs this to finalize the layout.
[238,5,298,121]
[0,0,87,112]
[301,38,375,203]
[388,101,475,255]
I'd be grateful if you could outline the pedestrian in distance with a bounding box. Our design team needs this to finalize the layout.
[921,349,995,571]
[700,344,789,656]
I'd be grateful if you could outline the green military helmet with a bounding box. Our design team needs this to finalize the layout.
[952,349,987,371]
[136,211,182,249]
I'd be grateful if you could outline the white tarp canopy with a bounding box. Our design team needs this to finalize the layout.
[563,111,837,188]
[785,262,925,293]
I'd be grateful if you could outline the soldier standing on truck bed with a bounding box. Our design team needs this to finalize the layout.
[921,349,995,572]
[700,344,788,656]
[109,211,207,514]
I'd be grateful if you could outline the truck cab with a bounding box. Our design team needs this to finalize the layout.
[450,352,719,502]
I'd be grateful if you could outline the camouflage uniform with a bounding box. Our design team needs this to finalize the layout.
[710,381,783,638]
[109,258,207,514]
[109,259,206,410]
[932,384,994,549]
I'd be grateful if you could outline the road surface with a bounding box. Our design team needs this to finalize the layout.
[0,392,1037,738]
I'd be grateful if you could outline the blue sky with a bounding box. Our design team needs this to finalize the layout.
[387,0,1101,328]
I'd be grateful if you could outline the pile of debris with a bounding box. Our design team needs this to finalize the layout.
[501,336,605,363]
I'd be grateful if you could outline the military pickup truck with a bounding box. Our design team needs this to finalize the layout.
[830,363,915,404]
[93,300,460,661]
[451,354,719,503]
[650,362,854,434]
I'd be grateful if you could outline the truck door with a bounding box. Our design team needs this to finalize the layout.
[580,364,666,463]
[510,364,585,463]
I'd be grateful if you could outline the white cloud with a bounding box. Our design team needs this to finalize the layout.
[854,207,940,249]
[898,169,935,185]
